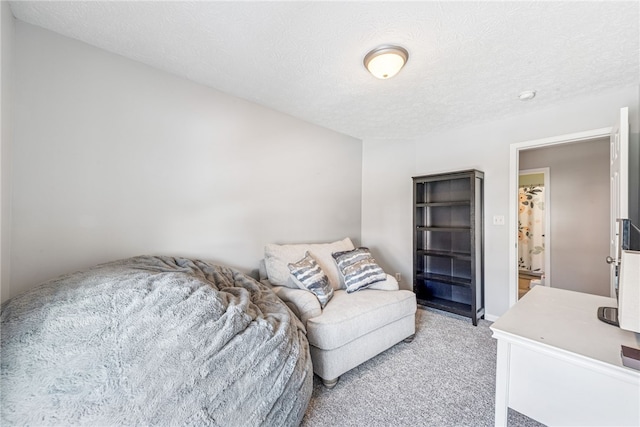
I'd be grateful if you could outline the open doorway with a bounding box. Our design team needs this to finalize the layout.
[517,168,550,299]
[508,126,615,306]
[517,141,610,299]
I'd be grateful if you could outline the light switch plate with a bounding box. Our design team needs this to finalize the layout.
[493,215,505,226]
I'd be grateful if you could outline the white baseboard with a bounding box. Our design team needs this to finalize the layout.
[484,313,499,322]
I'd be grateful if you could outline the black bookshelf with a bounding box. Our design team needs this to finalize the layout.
[413,170,484,325]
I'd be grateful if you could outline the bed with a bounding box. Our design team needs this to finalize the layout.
[0,255,312,426]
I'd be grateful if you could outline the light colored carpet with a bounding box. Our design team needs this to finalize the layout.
[301,307,545,427]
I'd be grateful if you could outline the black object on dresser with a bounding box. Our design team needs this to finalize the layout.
[413,169,484,325]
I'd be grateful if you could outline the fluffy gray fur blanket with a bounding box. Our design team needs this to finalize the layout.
[1,256,312,426]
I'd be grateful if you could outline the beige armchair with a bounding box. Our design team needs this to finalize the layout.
[261,238,417,388]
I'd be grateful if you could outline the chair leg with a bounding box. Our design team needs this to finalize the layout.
[403,334,415,343]
[322,377,339,389]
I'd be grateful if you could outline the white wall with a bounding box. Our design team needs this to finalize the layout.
[11,22,362,295]
[520,138,610,296]
[361,137,415,283]
[1,1,15,303]
[362,86,639,318]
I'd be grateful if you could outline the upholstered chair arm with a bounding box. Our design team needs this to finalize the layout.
[263,281,322,326]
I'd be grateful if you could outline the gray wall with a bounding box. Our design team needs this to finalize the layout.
[1,2,15,303]
[362,85,640,318]
[630,131,640,226]
[10,22,363,295]
[520,139,610,296]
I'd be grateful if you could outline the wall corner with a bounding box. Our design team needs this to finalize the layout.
[1,0,15,302]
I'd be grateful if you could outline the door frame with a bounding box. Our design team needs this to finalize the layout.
[508,127,612,307]
[518,167,551,287]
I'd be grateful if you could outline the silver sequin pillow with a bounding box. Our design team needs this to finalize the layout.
[332,247,387,293]
[288,252,334,308]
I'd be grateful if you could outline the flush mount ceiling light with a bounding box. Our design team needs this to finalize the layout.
[364,45,409,79]
[518,90,537,101]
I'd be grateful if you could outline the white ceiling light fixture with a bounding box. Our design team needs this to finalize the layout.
[364,45,409,79]
[518,90,537,101]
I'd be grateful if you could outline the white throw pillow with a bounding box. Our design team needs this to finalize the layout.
[368,274,400,291]
[264,237,355,290]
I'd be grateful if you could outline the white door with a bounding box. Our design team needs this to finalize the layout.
[608,107,629,297]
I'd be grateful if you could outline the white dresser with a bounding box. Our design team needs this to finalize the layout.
[491,286,640,426]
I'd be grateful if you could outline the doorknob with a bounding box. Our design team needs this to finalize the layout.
[605,256,616,264]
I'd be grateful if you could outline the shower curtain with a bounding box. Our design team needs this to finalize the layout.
[518,185,545,273]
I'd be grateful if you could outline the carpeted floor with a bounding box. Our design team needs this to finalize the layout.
[301,307,545,427]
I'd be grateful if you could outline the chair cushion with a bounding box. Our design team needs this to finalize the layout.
[264,238,354,290]
[368,274,400,291]
[306,289,416,350]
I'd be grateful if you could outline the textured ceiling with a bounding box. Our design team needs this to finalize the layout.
[9,1,640,140]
